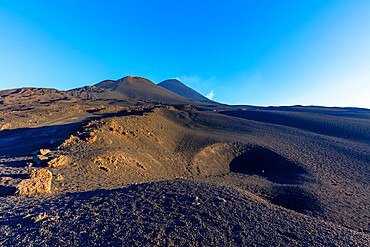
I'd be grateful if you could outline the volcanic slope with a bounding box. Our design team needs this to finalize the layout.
[69,76,196,104]
[0,86,369,245]
[45,105,369,230]
[0,87,75,111]
[158,79,214,103]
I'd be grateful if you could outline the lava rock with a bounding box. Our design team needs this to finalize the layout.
[47,155,69,168]
[15,168,52,195]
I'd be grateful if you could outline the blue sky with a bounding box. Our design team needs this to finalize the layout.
[0,0,369,108]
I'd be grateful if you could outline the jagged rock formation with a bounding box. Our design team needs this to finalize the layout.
[15,169,52,195]
[47,155,69,168]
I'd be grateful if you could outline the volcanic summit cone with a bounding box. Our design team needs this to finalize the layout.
[158,79,214,103]
[69,76,194,103]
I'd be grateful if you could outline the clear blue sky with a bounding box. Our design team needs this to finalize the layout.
[0,0,369,108]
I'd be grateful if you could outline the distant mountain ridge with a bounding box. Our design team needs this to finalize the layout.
[158,79,214,103]
[68,76,193,103]
[0,76,216,105]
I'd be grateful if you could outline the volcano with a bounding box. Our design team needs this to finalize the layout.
[69,76,195,104]
[158,79,214,103]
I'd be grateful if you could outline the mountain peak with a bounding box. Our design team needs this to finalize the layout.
[117,76,155,84]
[69,75,193,103]
[162,78,181,83]
[158,79,214,103]
[94,76,154,88]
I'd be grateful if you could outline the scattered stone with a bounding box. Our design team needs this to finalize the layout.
[85,134,97,143]
[31,149,51,156]
[55,174,63,180]
[15,168,52,195]
[33,155,49,165]
[22,214,32,220]
[0,123,10,131]
[33,212,48,223]
[79,132,97,143]
[39,149,51,155]
[23,212,48,223]
[60,135,79,147]
[26,162,33,167]
[136,162,146,170]
[345,192,353,197]
[1,177,12,181]
[47,155,69,168]
[98,165,110,172]
[192,196,200,206]
[216,197,227,203]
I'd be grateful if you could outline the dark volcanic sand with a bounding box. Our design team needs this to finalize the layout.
[1,179,369,246]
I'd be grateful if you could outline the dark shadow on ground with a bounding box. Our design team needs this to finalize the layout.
[0,122,82,157]
[0,185,16,197]
[229,146,320,214]
[0,159,31,168]
[269,185,321,214]
[229,146,306,184]
[0,174,28,179]
[0,107,160,166]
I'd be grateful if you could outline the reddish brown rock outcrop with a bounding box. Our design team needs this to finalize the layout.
[15,169,52,195]
[47,155,69,168]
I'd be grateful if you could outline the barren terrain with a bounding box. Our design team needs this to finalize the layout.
[0,77,369,246]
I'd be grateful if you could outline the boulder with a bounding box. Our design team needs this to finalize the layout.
[39,149,51,155]
[33,155,49,165]
[31,149,51,156]
[55,174,63,180]
[0,123,10,131]
[47,155,69,168]
[15,169,52,195]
